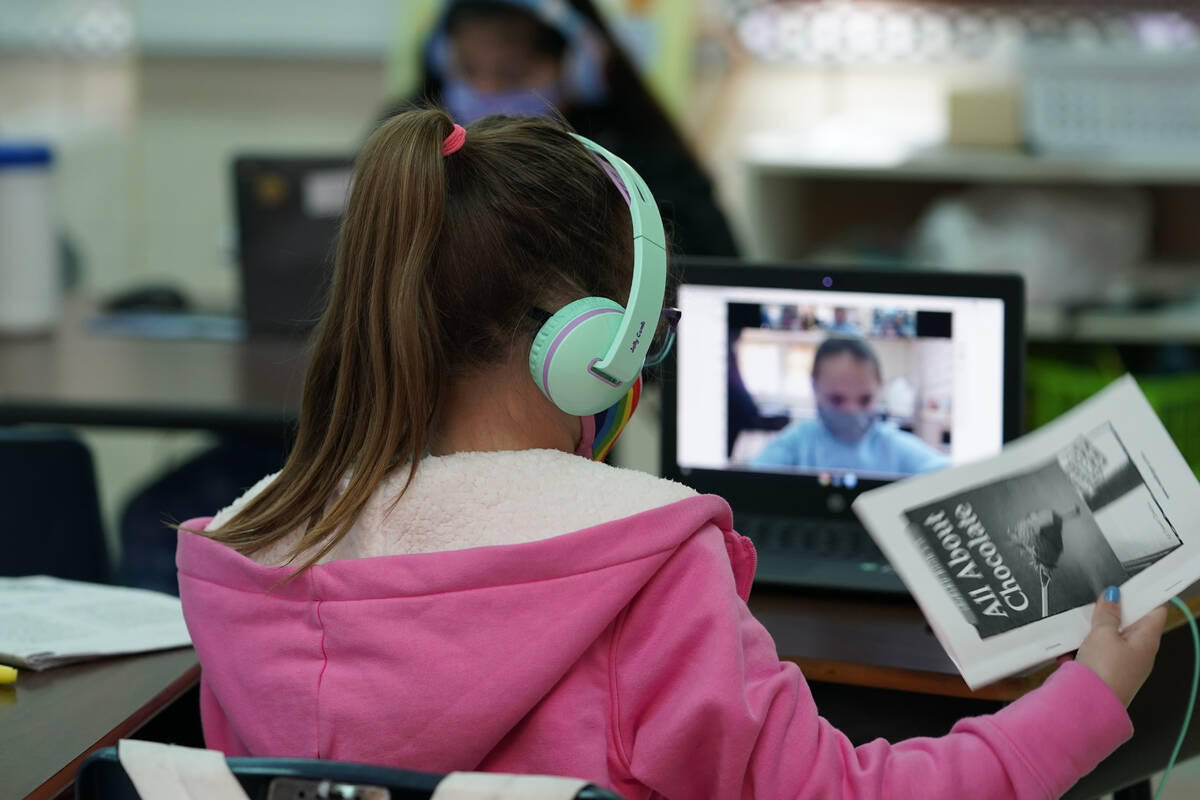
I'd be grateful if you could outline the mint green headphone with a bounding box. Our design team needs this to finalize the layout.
[527,134,667,416]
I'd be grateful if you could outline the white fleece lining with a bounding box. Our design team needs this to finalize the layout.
[207,450,696,567]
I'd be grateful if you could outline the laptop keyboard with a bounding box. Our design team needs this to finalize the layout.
[737,514,905,593]
[738,514,882,560]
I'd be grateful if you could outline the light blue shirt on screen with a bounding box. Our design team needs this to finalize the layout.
[750,419,950,476]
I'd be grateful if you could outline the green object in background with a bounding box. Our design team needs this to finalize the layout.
[1027,359,1200,478]
[605,0,696,121]
[385,0,442,99]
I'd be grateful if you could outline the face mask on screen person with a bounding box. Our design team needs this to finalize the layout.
[817,403,878,444]
[811,340,883,445]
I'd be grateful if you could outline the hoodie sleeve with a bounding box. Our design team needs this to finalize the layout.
[610,524,1132,800]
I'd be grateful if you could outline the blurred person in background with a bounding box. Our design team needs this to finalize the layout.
[382,0,738,258]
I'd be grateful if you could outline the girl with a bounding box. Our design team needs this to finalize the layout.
[177,109,1165,800]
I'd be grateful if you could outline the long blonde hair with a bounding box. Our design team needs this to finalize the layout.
[206,109,634,569]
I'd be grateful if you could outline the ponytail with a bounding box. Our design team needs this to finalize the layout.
[208,110,457,568]
[205,109,635,571]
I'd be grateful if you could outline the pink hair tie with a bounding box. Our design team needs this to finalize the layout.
[442,124,466,156]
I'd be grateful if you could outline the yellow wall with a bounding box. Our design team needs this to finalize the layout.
[617,0,696,119]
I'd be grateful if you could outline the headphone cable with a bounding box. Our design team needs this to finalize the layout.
[1153,597,1199,800]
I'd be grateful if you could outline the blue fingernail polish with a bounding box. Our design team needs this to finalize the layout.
[1105,585,1119,603]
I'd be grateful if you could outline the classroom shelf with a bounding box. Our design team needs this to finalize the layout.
[744,136,1200,185]
[1028,306,1200,344]
[741,135,1200,344]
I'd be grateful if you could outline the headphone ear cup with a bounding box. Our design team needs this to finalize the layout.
[529,297,631,416]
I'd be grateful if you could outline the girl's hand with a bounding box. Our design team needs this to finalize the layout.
[1075,586,1168,708]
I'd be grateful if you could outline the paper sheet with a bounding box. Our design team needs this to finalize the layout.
[0,576,191,670]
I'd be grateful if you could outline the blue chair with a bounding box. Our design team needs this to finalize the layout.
[0,427,110,583]
[117,434,286,595]
[76,746,626,799]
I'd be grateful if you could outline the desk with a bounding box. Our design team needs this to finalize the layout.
[0,647,199,800]
[0,300,308,432]
[0,595,1192,800]
[753,590,1035,702]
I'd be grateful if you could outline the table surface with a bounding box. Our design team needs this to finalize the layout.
[756,585,1200,701]
[0,647,200,800]
[2,590,1195,800]
[0,300,308,431]
[751,589,1038,701]
[0,596,1039,800]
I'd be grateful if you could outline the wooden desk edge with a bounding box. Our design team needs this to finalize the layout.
[786,656,1047,701]
[25,661,202,800]
[15,593,1197,797]
[785,593,1200,703]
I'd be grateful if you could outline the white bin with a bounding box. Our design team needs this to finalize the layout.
[0,143,59,335]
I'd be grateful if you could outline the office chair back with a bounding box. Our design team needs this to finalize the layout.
[0,427,110,583]
[76,747,626,800]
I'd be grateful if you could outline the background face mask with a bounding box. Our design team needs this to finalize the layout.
[443,78,562,124]
[817,404,876,443]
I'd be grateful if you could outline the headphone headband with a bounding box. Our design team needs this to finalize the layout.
[526,134,668,416]
[568,134,667,386]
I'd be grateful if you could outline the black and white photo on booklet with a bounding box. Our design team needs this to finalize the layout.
[903,422,1180,639]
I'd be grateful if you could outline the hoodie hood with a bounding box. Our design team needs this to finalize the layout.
[176,450,746,776]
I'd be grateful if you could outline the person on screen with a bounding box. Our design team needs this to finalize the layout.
[380,0,738,257]
[175,110,1164,800]
[752,337,951,475]
[825,307,863,335]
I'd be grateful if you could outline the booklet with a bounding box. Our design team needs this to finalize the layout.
[853,375,1200,690]
[0,575,192,670]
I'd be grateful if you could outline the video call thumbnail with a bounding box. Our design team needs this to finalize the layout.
[727,301,955,480]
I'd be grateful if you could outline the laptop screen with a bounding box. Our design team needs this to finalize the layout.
[664,262,1024,507]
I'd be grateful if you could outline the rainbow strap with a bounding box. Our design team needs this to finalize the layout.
[591,376,642,462]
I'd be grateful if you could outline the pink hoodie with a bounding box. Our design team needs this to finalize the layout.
[177,450,1131,799]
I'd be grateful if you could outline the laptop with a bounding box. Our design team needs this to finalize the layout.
[661,259,1025,594]
[232,155,355,335]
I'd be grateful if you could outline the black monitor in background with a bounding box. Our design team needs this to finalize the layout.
[232,155,354,335]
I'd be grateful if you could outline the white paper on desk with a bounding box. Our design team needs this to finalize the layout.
[0,575,191,670]
[854,376,1200,689]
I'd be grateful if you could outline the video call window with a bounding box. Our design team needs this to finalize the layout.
[727,302,955,480]
[673,281,1006,486]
